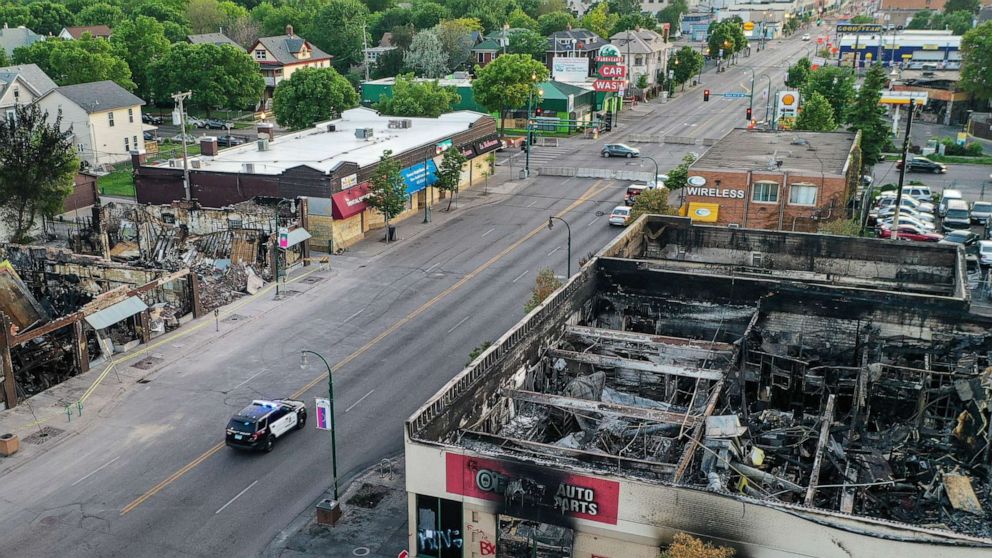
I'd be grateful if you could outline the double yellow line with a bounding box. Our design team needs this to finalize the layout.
[119,180,611,516]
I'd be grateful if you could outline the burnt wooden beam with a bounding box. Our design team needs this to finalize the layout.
[566,325,735,355]
[11,312,83,347]
[548,348,724,381]
[504,389,701,426]
[804,393,836,506]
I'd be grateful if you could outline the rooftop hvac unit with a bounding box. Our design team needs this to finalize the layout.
[257,139,269,151]
[451,71,469,80]
[190,158,201,169]
[167,159,179,168]
[355,127,374,139]
[242,163,255,173]
[327,124,336,132]
[399,119,412,128]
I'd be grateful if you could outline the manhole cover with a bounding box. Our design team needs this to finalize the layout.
[23,426,65,445]
[132,356,163,370]
[223,314,246,323]
[301,276,323,284]
[346,483,390,509]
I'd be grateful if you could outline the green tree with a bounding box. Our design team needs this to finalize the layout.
[272,66,358,128]
[907,9,933,29]
[629,188,672,222]
[507,8,539,30]
[371,48,405,79]
[534,0,568,16]
[405,29,449,78]
[0,49,9,68]
[77,3,126,26]
[434,20,476,71]
[150,43,264,115]
[580,3,618,39]
[802,66,855,124]
[669,46,704,88]
[367,149,407,242]
[412,2,448,28]
[524,268,562,312]
[472,53,548,137]
[464,0,517,32]
[944,10,975,34]
[375,73,460,117]
[307,0,370,72]
[944,0,979,13]
[0,103,78,243]
[436,146,467,210]
[708,21,741,59]
[111,16,171,101]
[251,2,304,37]
[366,0,396,12]
[187,0,249,35]
[0,6,32,29]
[656,0,687,28]
[794,91,837,131]
[665,152,698,190]
[371,6,413,38]
[847,63,890,166]
[611,14,658,36]
[785,57,811,88]
[27,1,75,36]
[850,15,875,23]
[508,29,548,61]
[606,0,641,16]
[538,11,576,35]
[14,36,134,90]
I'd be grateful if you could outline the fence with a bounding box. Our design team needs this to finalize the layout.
[623,134,722,145]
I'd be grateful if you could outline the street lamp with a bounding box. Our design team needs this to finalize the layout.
[547,216,572,278]
[641,155,660,185]
[300,350,339,501]
[273,198,294,298]
[524,74,543,179]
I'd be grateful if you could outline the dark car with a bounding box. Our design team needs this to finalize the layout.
[205,118,231,130]
[938,229,981,256]
[601,144,640,158]
[226,399,307,452]
[142,113,163,125]
[879,224,942,242]
[216,135,245,147]
[142,131,159,142]
[896,156,947,174]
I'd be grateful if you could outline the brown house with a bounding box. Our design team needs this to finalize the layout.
[679,129,862,232]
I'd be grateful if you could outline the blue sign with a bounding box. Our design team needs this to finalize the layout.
[401,160,438,195]
[723,92,748,98]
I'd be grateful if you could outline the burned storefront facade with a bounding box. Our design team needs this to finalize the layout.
[405,216,991,557]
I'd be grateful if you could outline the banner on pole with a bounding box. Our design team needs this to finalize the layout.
[315,398,332,430]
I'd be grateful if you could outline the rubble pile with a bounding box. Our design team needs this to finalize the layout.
[194,263,266,312]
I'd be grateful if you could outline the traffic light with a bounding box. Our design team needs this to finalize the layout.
[703,89,710,102]
[746,107,752,121]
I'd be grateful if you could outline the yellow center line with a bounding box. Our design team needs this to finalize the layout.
[120,180,610,516]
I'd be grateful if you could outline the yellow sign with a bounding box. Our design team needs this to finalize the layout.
[781,93,796,106]
[688,203,720,223]
[865,52,873,59]
[922,44,938,50]
[743,21,755,30]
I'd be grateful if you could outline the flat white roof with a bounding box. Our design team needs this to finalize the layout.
[161,107,487,175]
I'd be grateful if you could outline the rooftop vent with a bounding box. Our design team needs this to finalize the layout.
[327,124,336,132]
[189,158,202,169]
[355,127,375,139]
[242,163,255,173]
[387,119,412,129]
[257,139,269,151]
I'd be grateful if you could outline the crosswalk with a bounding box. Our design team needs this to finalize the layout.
[495,144,574,168]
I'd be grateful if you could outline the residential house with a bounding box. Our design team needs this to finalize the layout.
[188,32,241,48]
[248,25,332,102]
[0,24,45,56]
[879,0,947,27]
[470,28,527,67]
[610,28,671,90]
[546,28,610,74]
[37,80,146,168]
[0,64,57,118]
[58,25,112,40]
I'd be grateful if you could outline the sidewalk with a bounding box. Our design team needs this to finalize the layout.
[263,455,409,558]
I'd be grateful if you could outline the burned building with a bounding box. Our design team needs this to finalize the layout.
[405,216,991,557]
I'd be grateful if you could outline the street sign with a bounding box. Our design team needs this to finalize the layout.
[836,23,883,34]
[435,138,452,154]
[315,398,332,430]
[598,65,626,78]
[723,92,748,98]
[397,551,409,558]
[278,227,288,249]
[593,79,625,92]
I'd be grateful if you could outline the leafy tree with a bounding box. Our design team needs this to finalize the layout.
[375,73,460,117]
[785,57,811,88]
[462,0,517,32]
[944,11,975,34]
[524,268,562,312]
[405,30,449,78]
[371,6,413,38]
[0,5,32,29]
[665,152,698,190]
[14,36,134,90]
[27,1,75,36]
[150,43,264,115]
[657,0,688,28]
[390,23,416,50]
[847,63,890,166]
[580,3,618,39]
[508,29,548,61]
[187,0,250,35]
[308,0,370,72]
[669,46,704,88]
[606,0,641,15]
[708,21,743,59]
[794,91,837,131]
[850,15,875,24]
[466,340,492,366]
[0,49,9,68]
[226,14,262,47]
[611,14,658,37]
[508,8,539,30]
[365,0,396,13]
[802,66,855,124]
[371,48,406,79]
[629,188,672,222]
[444,17,484,33]
[77,3,126,26]
[0,103,77,244]
[251,2,305,37]
[907,9,932,29]
[538,11,576,35]
[433,19,476,71]
[272,66,357,128]
[111,16,171,101]
[944,0,979,13]
[819,218,862,236]
[367,149,407,242]
[436,146,467,210]
[411,2,448,29]
[473,53,548,137]
[534,0,567,16]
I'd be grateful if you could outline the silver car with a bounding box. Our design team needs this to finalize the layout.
[971,201,992,224]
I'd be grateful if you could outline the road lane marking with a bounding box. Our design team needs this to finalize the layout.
[526,200,538,208]
[215,480,258,514]
[586,217,600,227]
[446,316,471,334]
[547,246,561,257]
[121,180,610,516]
[344,309,365,323]
[72,456,121,487]
[228,368,268,392]
[424,262,440,273]
[345,390,375,413]
[512,270,529,283]
[481,227,495,237]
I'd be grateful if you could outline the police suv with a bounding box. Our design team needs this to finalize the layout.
[225,399,307,452]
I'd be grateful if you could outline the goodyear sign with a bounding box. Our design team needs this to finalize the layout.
[836,23,883,34]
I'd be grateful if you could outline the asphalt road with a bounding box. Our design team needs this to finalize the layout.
[0,31,841,558]
[872,161,992,202]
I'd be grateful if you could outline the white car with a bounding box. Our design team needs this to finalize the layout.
[170,133,198,143]
[801,34,811,41]
[980,240,992,267]
[880,214,937,232]
[876,192,935,214]
[225,399,307,452]
[971,201,992,224]
[609,205,632,226]
[186,116,207,127]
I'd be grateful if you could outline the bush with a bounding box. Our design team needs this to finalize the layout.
[819,218,861,236]
[524,268,562,313]
[937,136,984,156]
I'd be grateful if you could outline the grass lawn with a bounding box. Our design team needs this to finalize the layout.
[98,169,135,198]
[928,154,992,165]
[148,142,203,163]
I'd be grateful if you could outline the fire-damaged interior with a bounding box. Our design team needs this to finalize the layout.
[410,216,992,546]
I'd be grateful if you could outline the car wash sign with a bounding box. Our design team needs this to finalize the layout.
[445,453,620,525]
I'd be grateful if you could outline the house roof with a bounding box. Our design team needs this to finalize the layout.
[539,80,591,100]
[610,29,667,54]
[548,29,608,53]
[45,80,145,113]
[253,34,332,65]
[473,38,501,51]
[0,26,45,55]
[0,63,57,96]
[61,25,112,39]
[188,32,240,48]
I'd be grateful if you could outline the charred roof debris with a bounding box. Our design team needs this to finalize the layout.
[0,198,311,410]
[406,216,992,556]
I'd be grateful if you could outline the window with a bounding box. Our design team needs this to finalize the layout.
[789,183,817,205]
[255,49,267,60]
[133,135,138,148]
[635,55,644,65]
[416,495,463,558]
[752,181,779,203]
[13,87,18,100]
[77,143,84,153]
[5,109,13,122]
[108,112,114,127]
[128,108,133,123]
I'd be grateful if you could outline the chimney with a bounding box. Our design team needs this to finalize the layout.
[257,122,274,140]
[200,136,218,156]
[286,24,294,37]
[130,149,146,167]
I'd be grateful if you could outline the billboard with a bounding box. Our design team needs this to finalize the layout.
[400,159,438,195]
[837,23,883,34]
[315,398,332,430]
[775,90,800,126]
[552,57,589,81]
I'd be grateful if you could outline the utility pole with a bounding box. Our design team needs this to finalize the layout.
[172,91,193,201]
[891,100,916,241]
[362,22,370,82]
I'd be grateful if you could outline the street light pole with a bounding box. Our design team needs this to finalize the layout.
[642,155,660,184]
[747,67,755,121]
[300,350,339,501]
[273,198,293,298]
[171,91,193,201]
[760,73,772,124]
[547,216,572,278]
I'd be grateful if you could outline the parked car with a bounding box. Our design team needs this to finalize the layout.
[879,224,942,242]
[216,135,245,147]
[225,399,306,452]
[942,199,971,232]
[625,184,648,206]
[902,185,933,203]
[142,130,160,142]
[141,113,162,125]
[939,189,963,217]
[971,201,992,224]
[205,118,231,130]
[939,229,981,257]
[979,240,992,267]
[879,214,937,231]
[170,133,198,143]
[186,116,207,128]
[897,156,947,174]
[801,33,811,41]
[601,144,639,158]
[874,192,934,215]
[609,205,632,226]
[876,205,934,224]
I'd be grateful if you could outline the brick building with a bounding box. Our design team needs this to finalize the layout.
[679,129,861,232]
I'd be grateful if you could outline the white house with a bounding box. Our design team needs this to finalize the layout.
[38,80,146,168]
[0,64,57,118]
[610,29,671,89]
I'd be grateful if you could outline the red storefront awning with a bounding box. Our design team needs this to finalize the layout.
[331,182,371,219]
